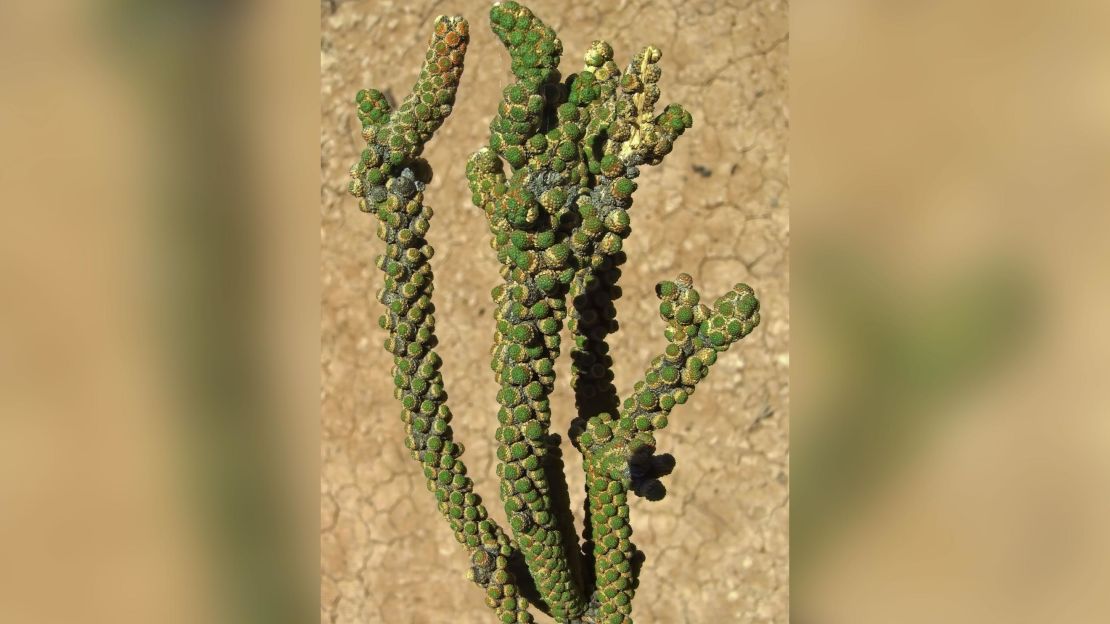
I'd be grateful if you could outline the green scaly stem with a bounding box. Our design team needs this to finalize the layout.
[349,16,535,624]
[577,275,760,622]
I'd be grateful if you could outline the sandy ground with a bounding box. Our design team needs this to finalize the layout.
[320,0,788,621]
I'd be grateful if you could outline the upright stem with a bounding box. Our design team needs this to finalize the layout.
[350,15,536,624]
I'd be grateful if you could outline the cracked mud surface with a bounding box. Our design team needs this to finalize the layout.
[321,0,788,621]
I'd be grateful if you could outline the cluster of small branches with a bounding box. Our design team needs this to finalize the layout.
[347,3,760,622]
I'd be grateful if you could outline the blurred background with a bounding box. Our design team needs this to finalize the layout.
[792,0,1110,622]
[0,1,317,624]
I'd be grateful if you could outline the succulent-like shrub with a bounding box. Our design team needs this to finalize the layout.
[347,3,760,622]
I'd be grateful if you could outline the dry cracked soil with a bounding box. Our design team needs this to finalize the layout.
[321,0,788,621]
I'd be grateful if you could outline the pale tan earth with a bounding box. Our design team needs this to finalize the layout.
[320,0,788,622]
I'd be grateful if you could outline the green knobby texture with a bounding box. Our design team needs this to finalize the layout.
[576,274,760,622]
[476,4,588,619]
[352,5,761,623]
[348,15,534,624]
[469,5,695,619]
